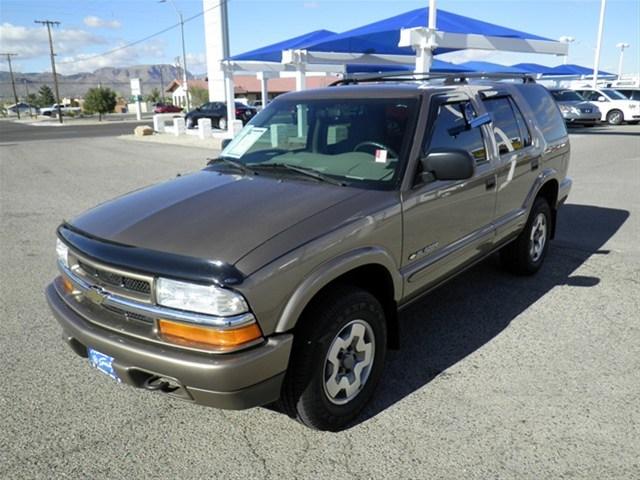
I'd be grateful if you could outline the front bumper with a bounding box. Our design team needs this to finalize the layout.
[45,282,293,409]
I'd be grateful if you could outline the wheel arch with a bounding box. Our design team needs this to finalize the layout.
[275,248,402,349]
[535,178,559,239]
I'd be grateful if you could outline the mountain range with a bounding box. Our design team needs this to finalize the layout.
[0,65,197,102]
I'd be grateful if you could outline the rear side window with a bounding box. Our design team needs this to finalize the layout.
[426,101,487,164]
[483,96,531,155]
[515,84,567,143]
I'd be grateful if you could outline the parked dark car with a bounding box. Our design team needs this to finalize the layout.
[185,101,257,129]
[47,74,571,431]
[153,103,183,114]
[548,88,600,126]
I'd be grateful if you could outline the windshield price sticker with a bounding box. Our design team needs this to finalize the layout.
[223,127,268,158]
[375,149,388,163]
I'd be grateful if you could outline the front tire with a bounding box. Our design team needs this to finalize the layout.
[218,117,227,130]
[500,197,552,275]
[279,286,387,431]
[606,109,624,125]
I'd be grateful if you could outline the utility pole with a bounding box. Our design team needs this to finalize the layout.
[23,79,33,117]
[1,53,20,119]
[160,0,190,110]
[34,20,63,124]
[159,67,165,103]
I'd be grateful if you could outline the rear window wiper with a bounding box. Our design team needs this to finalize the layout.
[206,156,255,175]
[248,162,347,186]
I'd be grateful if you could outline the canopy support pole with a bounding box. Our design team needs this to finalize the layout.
[221,61,236,134]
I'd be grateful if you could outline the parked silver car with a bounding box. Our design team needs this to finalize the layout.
[549,89,600,126]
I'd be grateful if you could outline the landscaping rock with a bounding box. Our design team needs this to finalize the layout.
[134,125,153,137]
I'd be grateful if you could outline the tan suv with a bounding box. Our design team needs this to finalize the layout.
[46,73,572,431]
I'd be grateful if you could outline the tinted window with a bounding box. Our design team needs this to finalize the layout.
[578,90,600,101]
[551,90,584,101]
[483,97,529,155]
[515,84,567,143]
[426,101,487,164]
[601,89,626,100]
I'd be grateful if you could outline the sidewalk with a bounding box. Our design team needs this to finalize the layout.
[120,131,223,150]
[10,113,156,127]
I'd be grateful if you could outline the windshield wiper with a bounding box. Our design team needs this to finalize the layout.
[249,163,347,186]
[206,156,254,175]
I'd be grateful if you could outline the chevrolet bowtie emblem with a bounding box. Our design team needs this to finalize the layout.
[85,286,107,305]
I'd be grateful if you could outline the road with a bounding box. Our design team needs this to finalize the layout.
[0,119,153,142]
[0,125,639,479]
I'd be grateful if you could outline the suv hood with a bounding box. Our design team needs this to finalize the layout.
[70,169,361,265]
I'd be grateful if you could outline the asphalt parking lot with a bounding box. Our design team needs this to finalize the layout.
[1,123,639,479]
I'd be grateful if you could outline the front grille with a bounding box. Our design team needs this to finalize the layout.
[102,304,154,325]
[78,260,151,295]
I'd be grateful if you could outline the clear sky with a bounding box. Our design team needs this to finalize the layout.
[1,0,638,76]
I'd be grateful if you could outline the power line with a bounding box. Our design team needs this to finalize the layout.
[57,1,226,67]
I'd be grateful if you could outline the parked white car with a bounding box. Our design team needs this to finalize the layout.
[40,104,82,117]
[572,87,640,125]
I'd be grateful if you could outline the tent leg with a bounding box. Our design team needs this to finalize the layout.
[415,47,433,74]
[224,71,236,133]
[260,74,268,106]
[295,66,306,91]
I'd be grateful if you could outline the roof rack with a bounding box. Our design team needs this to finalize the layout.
[330,71,537,87]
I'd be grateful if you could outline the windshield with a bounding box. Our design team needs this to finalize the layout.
[551,90,584,102]
[601,89,626,100]
[219,97,419,189]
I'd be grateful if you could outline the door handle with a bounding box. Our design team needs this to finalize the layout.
[531,158,539,171]
[485,176,496,190]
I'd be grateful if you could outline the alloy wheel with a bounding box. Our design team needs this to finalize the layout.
[323,319,375,405]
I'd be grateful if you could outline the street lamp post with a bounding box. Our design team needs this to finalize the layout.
[592,0,607,88]
[616,42,630,80]
[160,0,190,111]
[559,36,575,64]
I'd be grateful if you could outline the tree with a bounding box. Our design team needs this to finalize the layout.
[26,93,38,106]
[189,86,208,108]
[83,87,117,121]
[145,88,162,104]
[37,85,55,107]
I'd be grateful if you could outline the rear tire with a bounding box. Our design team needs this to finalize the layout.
[500,197,552,275]
[606,109,624,125]
[279,286,387,431]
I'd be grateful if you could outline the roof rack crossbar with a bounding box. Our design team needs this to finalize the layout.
[330,71,536,87]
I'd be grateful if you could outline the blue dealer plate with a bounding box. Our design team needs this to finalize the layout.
[88,348,120,382]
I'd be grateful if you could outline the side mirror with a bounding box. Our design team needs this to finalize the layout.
[421,148,475,181]
[597,96,607,102]
[221,138,232,149]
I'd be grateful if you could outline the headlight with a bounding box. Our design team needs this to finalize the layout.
[570,106,581,115]
[558,104,570,113]
[155,277,249,317]
[56,238,69,268]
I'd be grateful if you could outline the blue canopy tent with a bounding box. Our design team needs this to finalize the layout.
[345,59,466,74]
[299,8,551,57]
[545,63,615,78]
[284,7,566,74]
[512,63,559,75]
[456,61,528,74]
[231,30,336,63]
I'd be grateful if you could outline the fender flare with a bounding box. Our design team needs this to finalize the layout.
[274,247,402,333]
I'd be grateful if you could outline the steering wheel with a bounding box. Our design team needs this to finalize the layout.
[353,141,399,160]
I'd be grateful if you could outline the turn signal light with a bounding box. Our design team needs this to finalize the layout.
[62,276,75,294]
[158,319,263,351]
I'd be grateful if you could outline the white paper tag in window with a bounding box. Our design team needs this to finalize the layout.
[375,149,388,163]
[223,127,267,159]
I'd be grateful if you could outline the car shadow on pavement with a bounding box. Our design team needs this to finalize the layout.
[355,203,629,428]
[569,127,640,136]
